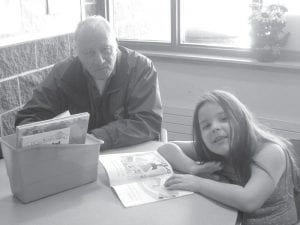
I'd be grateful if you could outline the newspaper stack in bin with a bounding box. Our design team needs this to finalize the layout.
[0,112,103,203]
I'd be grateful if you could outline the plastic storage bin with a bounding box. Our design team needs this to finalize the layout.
[1,134,103,203]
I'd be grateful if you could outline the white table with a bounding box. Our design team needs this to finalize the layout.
[0,141,237,225]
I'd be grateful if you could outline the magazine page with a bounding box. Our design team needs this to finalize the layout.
[16,112,90,148]
[21,127,70,147]
[99,151,173,186]
[55,110,71,118]
[112,175,193,207]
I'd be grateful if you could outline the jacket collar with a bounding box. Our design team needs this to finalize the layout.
[61,47,129,97]
[104,48,128,95]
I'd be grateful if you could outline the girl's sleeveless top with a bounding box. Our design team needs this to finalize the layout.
[221,151,298,225]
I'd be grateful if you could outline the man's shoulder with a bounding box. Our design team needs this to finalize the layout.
[118,46,153,68]
[52,56,81,77]
[44,56,85,91]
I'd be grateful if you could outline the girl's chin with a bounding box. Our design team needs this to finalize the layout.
[211,145,230,156]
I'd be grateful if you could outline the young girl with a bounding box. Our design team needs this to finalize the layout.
[158,90,299,225]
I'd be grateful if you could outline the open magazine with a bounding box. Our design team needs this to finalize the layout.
[99,151,193,207]
[16,111,90,148]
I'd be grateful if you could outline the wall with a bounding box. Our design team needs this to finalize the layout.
[1,42,300,157]
[0,2,299,158]
[154,58,300,123]
[0,0,100,158]
[0,34,76,158]
[285,15,300,51]
[151,57,300,140]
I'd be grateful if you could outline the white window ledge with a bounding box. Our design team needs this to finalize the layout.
[141,50,300,73]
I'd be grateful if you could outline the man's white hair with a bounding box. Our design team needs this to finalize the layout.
[74,16,116,44]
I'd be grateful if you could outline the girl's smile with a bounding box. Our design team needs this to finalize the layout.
[198,102,230,157]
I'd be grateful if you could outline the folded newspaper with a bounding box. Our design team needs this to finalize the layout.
[99,151,193,207]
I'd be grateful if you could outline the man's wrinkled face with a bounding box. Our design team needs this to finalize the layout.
[77,29,117,81]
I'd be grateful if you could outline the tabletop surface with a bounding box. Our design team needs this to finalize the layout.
[0,141,238,225]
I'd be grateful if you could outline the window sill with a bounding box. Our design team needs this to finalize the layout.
[119,41,300,73]
[142,50,300,73]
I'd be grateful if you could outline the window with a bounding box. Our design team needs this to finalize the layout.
[106,0,300,59]
[109,0,253,49]
[83,0,100,18]
[181,0,252,48]
[0,0,81,46]
[109,0,171,42]
[263,0,300,15]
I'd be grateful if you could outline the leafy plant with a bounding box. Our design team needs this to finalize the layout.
[249,4,290,50]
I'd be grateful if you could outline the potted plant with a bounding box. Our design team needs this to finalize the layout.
[249,3,290,62]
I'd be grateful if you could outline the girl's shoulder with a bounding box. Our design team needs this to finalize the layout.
[254,142,286,165]
[253,143,286,183]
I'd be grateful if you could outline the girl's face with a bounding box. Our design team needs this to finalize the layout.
[198,102,230,157]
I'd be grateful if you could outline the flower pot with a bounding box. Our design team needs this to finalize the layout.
[253,45,281,62]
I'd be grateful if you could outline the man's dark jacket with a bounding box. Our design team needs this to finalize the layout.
[15,46,163,150]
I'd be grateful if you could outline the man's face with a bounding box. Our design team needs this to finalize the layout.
[77,29,117,80]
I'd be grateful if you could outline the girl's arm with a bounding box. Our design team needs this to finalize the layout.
[157,143,222,175]
[165,143,286,213]
[170,141,198,160]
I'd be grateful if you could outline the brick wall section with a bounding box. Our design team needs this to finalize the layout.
[0,34,75,158]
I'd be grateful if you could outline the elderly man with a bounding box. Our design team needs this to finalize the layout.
[15,16,163,150]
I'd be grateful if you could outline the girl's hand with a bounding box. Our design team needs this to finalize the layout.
[164,174,202,192]
[190,161,223,175]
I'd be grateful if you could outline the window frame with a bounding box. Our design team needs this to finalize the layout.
[101,0,300,69]
[0,0,84,48]
[105,0,252,57]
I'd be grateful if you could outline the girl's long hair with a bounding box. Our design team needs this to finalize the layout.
[193,90,298,186]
